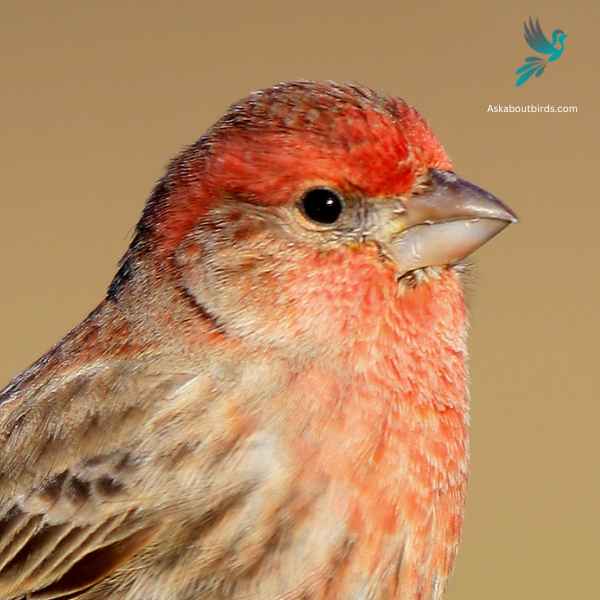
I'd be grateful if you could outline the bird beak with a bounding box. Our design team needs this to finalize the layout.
[380,169,517,276]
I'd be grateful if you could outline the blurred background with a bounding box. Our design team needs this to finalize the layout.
[1,1,598,598]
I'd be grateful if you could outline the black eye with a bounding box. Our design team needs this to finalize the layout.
[300,188,344,224]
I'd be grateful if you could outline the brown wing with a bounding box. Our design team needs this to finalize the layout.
[0,487,159,599]
[0,360,198,599]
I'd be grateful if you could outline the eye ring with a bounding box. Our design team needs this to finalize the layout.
[299,187,344,225]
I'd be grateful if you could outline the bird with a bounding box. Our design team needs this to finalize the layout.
[515,17,567,86]
[0,81,516,600]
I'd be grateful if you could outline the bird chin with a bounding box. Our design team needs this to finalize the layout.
[395,265,445,290]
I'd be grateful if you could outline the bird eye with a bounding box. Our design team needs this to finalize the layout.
[300,188,344,224]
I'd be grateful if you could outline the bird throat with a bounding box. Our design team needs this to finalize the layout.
[282,267,470,597]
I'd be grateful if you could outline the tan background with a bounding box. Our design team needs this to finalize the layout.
[1,1,598,598]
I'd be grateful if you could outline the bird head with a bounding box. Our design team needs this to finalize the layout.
[114,82,516,352]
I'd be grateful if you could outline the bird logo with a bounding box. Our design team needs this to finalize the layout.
[515,17,567,87]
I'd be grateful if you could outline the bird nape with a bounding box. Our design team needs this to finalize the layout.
[0,81,516,600]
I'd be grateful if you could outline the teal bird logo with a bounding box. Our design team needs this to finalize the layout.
[515,17,567,87]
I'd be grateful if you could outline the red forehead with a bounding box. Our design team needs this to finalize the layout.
[206,83,452,202]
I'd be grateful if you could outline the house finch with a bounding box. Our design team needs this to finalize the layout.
[0,81,516,600]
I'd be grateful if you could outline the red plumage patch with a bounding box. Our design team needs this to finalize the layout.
[144,81,452,255]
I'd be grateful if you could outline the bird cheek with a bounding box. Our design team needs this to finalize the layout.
[172,233,323,351]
